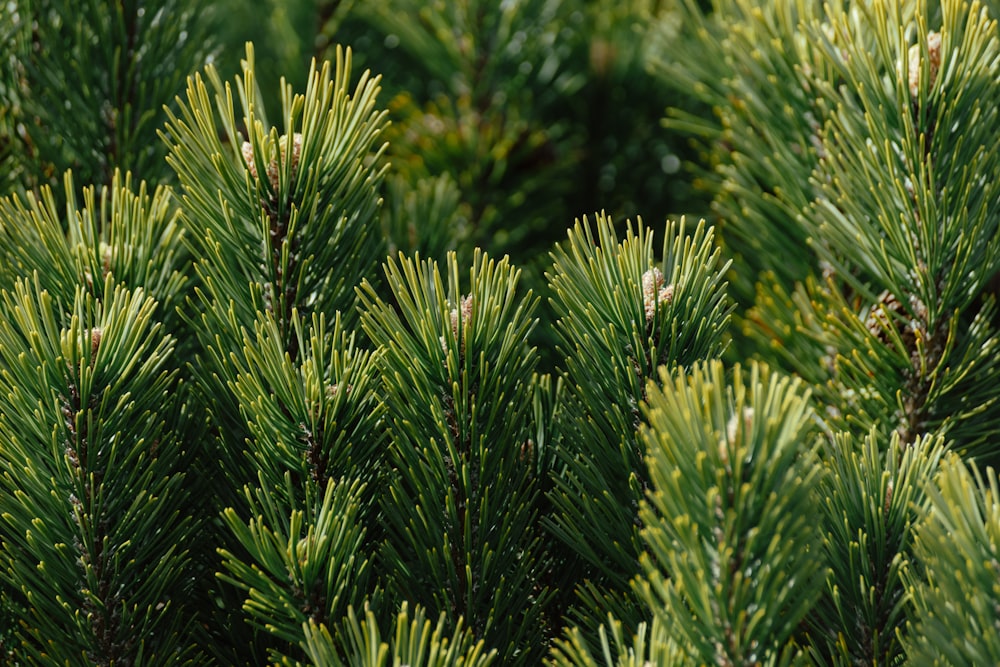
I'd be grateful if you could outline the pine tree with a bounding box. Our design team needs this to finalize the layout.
[0,174,207,663]
[4,0,1000,664]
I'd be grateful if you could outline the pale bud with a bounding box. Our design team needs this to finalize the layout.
[907,31,942,98]
[242,132,304,191]
[641,268,674,323]
[442,295,474,354]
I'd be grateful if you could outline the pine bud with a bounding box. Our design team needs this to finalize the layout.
[442,294,474,354]
[907,31,942,97]
[720,406,754,465]
[241,140,256,179]
[864,290,926,347]
[326,382,352,399]
[519,438,534,465]
[865,290,901,339]
[90,327,102,358]
[242,132,304,191]
[726,406,754,444]
[641,267,674,323]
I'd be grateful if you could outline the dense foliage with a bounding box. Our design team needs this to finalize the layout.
[2,0,1000,664]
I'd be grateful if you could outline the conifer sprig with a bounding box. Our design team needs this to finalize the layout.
[807,430,946,664]
[808,0,1000,316]
[161,42,392,662]
[638,361,825,665]
[0,276,204,665]
[164,42,388,341]
[545,213,731,634]
[903,452,1000,664]
[205,308,388,662]
[326,602,497,667]
[0,171,188,313]
[548,615,682,667]
[795,0,1000,455]
[218,477,373,664]
[358,249,548,665]
[228,310,386,501]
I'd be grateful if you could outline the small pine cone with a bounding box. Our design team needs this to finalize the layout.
[267,132,304,191]
[864,290,926,347]
[459,294,474,328]
[265,158,280,192]
[519,438,535,465]
[865,290,905,342]
[641,267,674,323]
[642,267,664,300]
[243,132,303,191]
[241,141,257,180]
[719,406,754,465]
[442,295,474,354]
[90,327,102,358]
[725,406,754,445]
[907,31,942,97]
[99,241,112,277]
[326,382,351,399]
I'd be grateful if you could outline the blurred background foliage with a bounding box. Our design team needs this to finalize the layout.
[2,0,707,293]
[213,0,704,263]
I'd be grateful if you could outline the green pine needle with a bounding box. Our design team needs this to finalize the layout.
[323,601,496,667]
[903,452,1000,665]
[638,360,825,665]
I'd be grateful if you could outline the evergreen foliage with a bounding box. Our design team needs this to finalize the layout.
[639,361,825,665]
[545,213,731,636]
[903,452,1000,665]
[1,0,213,193]
[3,0,1000,664]
[0,275,205,664]
[329,602,496,667]
[807,431,946,665]
[358,250,548,665]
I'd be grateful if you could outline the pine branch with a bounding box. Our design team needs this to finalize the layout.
[163,42,394,657]
[797,0,1000,457]
[548,615,683,667]
[545,212,731,637]
[902,452,1000,664]
[326,602,497,666]
[805,429,946,665]
[638,360,826,665]
[0,275,205,665]
[358,249,549,665]
[218,477,373,665]
[0,171,190,344]
[164,42,388,344]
